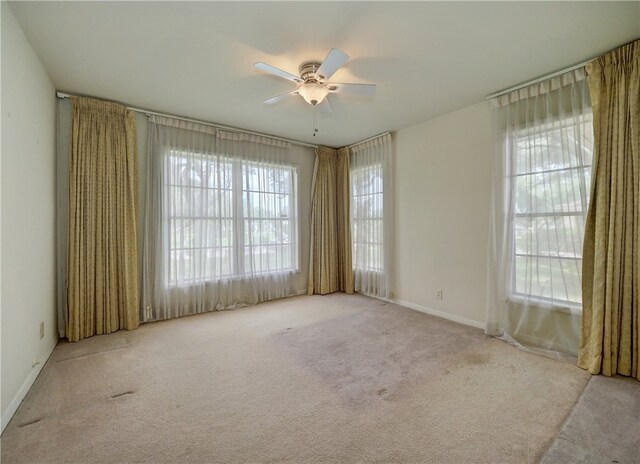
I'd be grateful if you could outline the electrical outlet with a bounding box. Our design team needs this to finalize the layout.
[436,290,443,300]
[40,321,45,339]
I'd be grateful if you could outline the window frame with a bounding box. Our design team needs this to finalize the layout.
[507,115,593,310]
[164,148,300,287]
[350,161,385,274]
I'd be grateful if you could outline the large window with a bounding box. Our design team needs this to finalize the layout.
[511,116,593,306]
[349,133,391,299]
[167,150,298,285]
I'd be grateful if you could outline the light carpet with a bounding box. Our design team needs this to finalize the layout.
[541,375,640,463]
[1,294,590,463]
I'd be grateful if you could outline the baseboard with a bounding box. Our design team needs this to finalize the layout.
[1,347,55,434]
[392,299,486,330]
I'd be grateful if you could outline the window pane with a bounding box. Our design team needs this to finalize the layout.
[514,216,584,258]
[559,258,582,303]
[278,220,290,244]
[207,161,232,189]
[514,256,582,305]
[515,168,587,214]
[515,255,552,299]
[515,116,593,174]
[277,194,290,218]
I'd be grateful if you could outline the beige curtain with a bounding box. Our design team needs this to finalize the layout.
[578,40,639,379]
[67,97,140,342]
[308,146,354,295]
[336,147,354,293]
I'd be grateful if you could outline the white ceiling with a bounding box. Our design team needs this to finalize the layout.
[9,1,640,147]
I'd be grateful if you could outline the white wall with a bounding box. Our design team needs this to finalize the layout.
[393,101,494,328]
[1,3,57,431]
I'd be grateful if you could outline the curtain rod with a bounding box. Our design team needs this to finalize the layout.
[56,91,318,149]
[349,131,391,149]
[486,37,640,100]
[485,60,591,101]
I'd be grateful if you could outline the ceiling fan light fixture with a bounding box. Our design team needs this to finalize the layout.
[256,49,376,112]
[298,83,329,106]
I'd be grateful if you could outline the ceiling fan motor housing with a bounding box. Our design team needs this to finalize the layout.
[299,61,323,82]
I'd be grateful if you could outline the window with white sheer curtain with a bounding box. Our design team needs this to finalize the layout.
[487,68,593,355]
[350,134,392,299]
[143,116,299,321]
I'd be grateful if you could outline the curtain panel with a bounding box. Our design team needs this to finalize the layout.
[143,116,299,321]
[578,39,640,379]
[349,134,393,300]
[308,146,354,295]
[336,147,354,293]
[487,70,593,356]
[66,97,140,342]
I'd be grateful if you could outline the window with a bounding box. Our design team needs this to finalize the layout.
[242,161,297,276]
[511,116,593,306]
[167,150,298,285]
[349,133,391,299]
[351,162,384,272]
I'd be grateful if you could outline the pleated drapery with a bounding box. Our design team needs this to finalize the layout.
[578,40,640,379]
[142,116,299,321]
[350,134,393,300]
[336,147,355,293]
[66,97,140,342]
[308,146,354,295]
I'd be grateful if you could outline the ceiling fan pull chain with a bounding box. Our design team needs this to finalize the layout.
[313,107,319,136]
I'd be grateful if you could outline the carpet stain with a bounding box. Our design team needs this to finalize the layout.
[110,390,135,399]
[273,304,487,409]
[57,346,130,363]
[460,352,490,365]
[377,388,388,396]
[18,418,42,428]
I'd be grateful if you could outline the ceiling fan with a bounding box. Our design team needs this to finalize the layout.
[254,49,376,115]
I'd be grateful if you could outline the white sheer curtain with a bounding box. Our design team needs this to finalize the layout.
[487,69,593,356]
[143,116,299,321]
[350,134,393,299]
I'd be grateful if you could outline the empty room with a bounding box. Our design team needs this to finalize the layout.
[1,1,639,463]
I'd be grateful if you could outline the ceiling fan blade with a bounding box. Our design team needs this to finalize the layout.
[314,49,349,81]
[317,97,333,115]
[327,83,376,96]
[264,90,299,105]
[254,62,303,83]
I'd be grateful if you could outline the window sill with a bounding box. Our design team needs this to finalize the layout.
[167,268,301,289]
[507,294,582,315]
